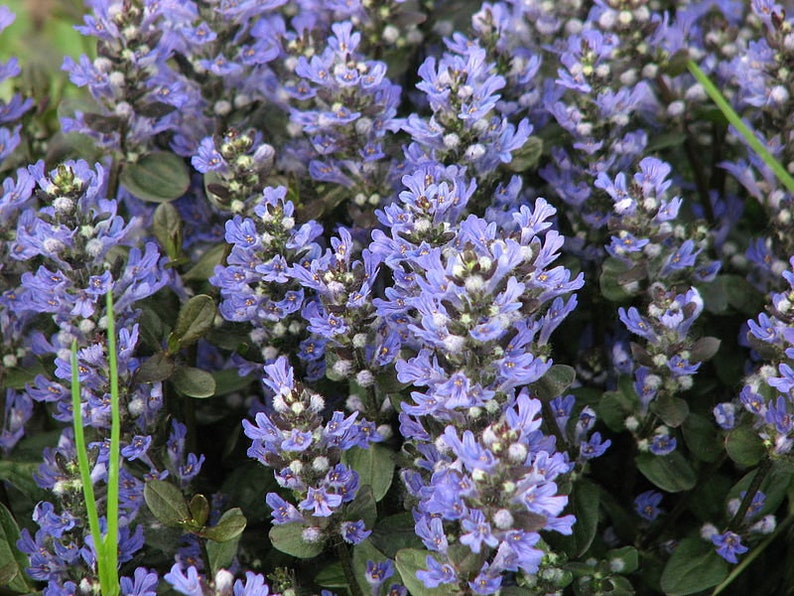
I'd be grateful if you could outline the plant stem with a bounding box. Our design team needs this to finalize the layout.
[688,60,794,194]
[336,542,364,596]
[105,290,121,594]
[70,340,106,590]
[712,511,794,595]
[727,456,773,533]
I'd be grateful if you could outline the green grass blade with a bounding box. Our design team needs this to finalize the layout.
[70,341,107,589]
[104,290,121,594]
[687,60,794,194]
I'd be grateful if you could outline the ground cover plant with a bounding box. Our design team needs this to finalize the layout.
[2,0,794,594]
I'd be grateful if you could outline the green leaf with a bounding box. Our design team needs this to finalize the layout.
[138,305,166,350]
[341,444,394,502]
[135,352,175,383]
[202,507,247,543]
[599,384,637,433]
[607,546,639,575]
[636,451,696,493]
[0,460,47,501]
[345,485,378,530]
[207,507,245,575]
[395,549,458,596]
[315,562,348,589]
[169,294,216,351]
[0,503,31,593]
[682,413,723,463]
[144,479,190,527]
[690,337,721,363]
[660,536,728,595]
[152,202,183,261]
[1,360,46,390]
[269,522,324,558]
[172,366,216,398]
[213,369,257,397]
[725,425,765,467]
[530,365,576,402]
[505,136,543,172]
[650,394,689,428]
[188,494,210,527]
[370,513,424,558]
[645,131,688,153]
[207,533,242,577]
[724,274,765,315]
[120,151,191,202]
[547,479,599,557]
[599,257,642,302]
[183,243,229,282]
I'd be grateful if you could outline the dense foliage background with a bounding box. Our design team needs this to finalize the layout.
[2,0,794,594]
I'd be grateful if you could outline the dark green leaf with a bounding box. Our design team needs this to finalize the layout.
[650,394,689,428]
[344,485,377,530]
[144,479,190,527]
[395,549,458,596]
[206,541,239,578]
[269,522,324,558]
[169,294,216,351]
[607,546,639,575]
[341,444,394,502]
[135,352,175,383]
[725,426,765,467]
[682,413,723,463]
[370,513,424,558]
[599,388,636,432]
[660,536,728,595]
[530,365,576,402]
[120,151,190,203]
[172,366,216,398]
[727,463,792,517]
[645,131,687,153]
[153,202,183,261]
[0,460,47,501]
[0,503,31,592]
[724,274,764,314]
[207,533,242,577]
[505,136,543,172]
[138,306,166,350]
[600,257,643,302]
[690,337,721,363]
[547,479,599,557]
[202,508,247,543]
[137,101,177,118]
[636,451,696,492]
[315,562,347,589]
[1,360,46,391]
[213,369,257,397]
[188,494,210,527]
[183,243,229,282]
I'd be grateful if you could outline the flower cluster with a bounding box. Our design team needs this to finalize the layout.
[243,357,381,547]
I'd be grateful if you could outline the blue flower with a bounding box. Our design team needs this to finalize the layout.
[634,491,664,521]
[164,563,204,596]
[416,555,457,589]
[340,520,371,545]
[711,531,749,564]
[299,486,343,517]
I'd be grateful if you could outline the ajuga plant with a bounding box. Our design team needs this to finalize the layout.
[5,1,794,596]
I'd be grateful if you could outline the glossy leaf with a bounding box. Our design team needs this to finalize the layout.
[636,451,696,493]
[202,507,247,543]
[0,503,31,593]
[530,365,576,402]
[725,426,765,467]
[660,536,728,595]
[144,479,190,527]
[120,151,190,203]
[269,522,324,558]
[395,549,458,596]
[169,294,216,351]
[172,366,216,398]
[342,444,394,502]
